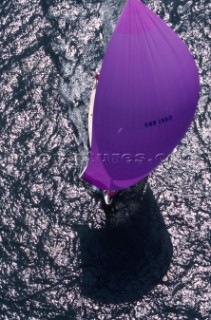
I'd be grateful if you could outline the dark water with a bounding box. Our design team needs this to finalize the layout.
[0,0,210,319]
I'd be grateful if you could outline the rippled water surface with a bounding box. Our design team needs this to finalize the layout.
[0,0,210,319]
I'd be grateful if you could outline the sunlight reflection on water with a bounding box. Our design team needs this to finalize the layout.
[0,0,210,319]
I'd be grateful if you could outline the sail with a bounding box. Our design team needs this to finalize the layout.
[82,0,200,191]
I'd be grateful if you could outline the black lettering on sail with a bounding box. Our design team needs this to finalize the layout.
[145,115,173,128]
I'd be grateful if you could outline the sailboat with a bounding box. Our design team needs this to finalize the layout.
[81,0,200,204]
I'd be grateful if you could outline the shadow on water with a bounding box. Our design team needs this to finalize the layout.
[78,182,173,304]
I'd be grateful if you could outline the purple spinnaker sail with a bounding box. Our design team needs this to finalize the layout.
[82,0,200,191]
